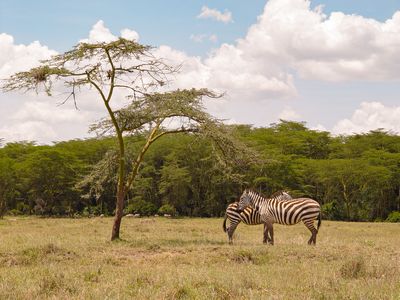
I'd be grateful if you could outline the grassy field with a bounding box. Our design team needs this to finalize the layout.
[0,217,399,299]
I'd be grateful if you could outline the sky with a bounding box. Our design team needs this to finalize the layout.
[1,0,400,143]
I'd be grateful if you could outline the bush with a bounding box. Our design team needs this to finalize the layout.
[52,206,66,216]
[158,204,177,216]
[16,202,30,214]
[386,211,400,223]
[81,207,91,217]
[90,205,103,216]
[124,198,157,216]
[7,209,22,216]
[80,205,107,217]
[321,201,343,220]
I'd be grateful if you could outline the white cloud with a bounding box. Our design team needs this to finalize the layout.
[152,45,209,89]
[80,20,117,43]
[311,124,328,132]
[190,33,218,43]
[0,121,58,143]
[197,6,233,23]
[332,102,400,134]
[203,43,296,98]
[13,101,89,123]
[121,28,140,41]
[80,21,140,43]
[190,34,207,43]
[245,0,400,81]
[278,106,301,121]
[0,33,56,78]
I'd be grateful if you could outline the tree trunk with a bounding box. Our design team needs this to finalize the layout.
[341,180,351,220]
[111,184,125,240]
[111,129,126,241]
[109,121,162,240]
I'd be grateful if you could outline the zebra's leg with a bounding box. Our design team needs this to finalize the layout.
[264,223,274,244]
[269,224,274,245]
[263,223,271,244]
[303,219,318,245]
[227,222,239,244]
[267,222,274,245]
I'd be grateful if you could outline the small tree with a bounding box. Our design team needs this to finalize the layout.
[2,38,257,240]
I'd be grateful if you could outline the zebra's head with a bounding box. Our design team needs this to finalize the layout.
[237,189,253,212]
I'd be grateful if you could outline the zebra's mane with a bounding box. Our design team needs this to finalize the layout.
[270,190,292,200]
[245,189,268,200]
[246,189,292,202]
[244,189,292,213]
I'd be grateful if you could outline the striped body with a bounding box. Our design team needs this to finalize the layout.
[227,202,263,225]
[223,202,264,244]
[238,190,321,245]
[223,191,292,244]
[260,197,320,225]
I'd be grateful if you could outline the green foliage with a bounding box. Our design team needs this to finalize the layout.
[0,155,17,217]
[158,204,177,216]
[17,148,82,215]
[0,121,400,220]
[8,209,22,216]
[386,211,400,222]
[125,197,157,216]
[321,202,342,220]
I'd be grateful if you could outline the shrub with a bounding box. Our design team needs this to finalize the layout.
[321,201,343,220]
[125,198,157,216]
[386,211,400,223]
[16,202,30,214]
[8,209,22,216]
[52,206,66,216]
[81,207,91,217]
[158,204,177,216]
[90,205,103,216]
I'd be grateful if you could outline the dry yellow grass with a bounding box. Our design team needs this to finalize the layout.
[0,217,399,299]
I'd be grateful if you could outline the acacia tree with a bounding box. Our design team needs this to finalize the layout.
[2,38,255,240]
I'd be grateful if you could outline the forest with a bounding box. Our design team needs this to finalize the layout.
[1,120,400,222]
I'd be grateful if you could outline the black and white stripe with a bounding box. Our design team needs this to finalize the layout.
[237,189,321,245]
[223,191,292,244]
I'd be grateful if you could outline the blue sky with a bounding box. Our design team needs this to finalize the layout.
[2,0,399,55]
[1,0,400,142]
[0,0,265,55]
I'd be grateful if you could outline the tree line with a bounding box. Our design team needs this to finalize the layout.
[1,120,400,222]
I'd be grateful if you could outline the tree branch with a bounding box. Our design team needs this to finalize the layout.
[125,120,163,191]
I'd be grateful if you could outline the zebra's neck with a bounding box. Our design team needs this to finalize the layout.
[247,191,269,208]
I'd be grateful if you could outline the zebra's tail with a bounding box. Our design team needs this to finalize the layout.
[317,212,322,230]
[223,214,228,232]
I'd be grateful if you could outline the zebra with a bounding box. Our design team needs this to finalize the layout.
[222,191,292,244]
[237,189,321,245]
